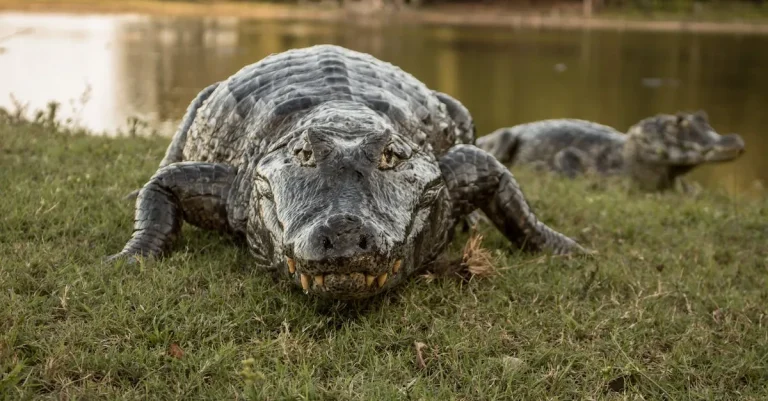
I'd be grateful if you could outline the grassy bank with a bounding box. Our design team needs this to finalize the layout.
[2,0,768,34]
[1,111,767,399]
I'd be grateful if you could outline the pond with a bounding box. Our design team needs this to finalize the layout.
[1,12,767,194]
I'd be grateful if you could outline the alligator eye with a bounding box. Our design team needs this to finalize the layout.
[254,175,273,200]
[299,149,313,162]
[294,143,316,166]
[379,148,399,170]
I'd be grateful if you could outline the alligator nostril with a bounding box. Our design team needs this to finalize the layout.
[358,236,368,250]
[313,214,373,256]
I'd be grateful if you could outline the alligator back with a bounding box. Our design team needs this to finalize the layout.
[505,119,625,164]
[179,45,468,167]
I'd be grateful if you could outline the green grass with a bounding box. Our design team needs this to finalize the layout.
[1,109,767,400]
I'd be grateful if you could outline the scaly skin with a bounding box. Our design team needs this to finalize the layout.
[439,145,584,255]
[108,45,588,300]
[477,113,746,191]
[107,162,237,262]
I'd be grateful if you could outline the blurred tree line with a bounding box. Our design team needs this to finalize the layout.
[157,0,765,4]
[595,0,765,11]
[156,0,767,15]
[582,0,766,16]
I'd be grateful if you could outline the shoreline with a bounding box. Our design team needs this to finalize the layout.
[1,0,768,35]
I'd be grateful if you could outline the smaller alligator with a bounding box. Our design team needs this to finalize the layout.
[475,112,745,191]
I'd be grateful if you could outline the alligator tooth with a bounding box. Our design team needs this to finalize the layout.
[377,273,388,287]
[365,274,376,287]
[300,274,310,292]
[287,258,296,274]
[392,259,402,274]
[314,275,324,287]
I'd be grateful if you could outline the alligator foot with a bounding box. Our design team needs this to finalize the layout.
[439,144,590,255]
[675,178,702,196]
[107,162,237,263]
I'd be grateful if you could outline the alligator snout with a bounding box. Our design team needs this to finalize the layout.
[707,133,745,162]
[282,213,403,298]
[283,213,380,262]
[311,214,375,257]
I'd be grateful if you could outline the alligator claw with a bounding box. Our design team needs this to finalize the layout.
[103,252,142,265]
[122,189,141,201]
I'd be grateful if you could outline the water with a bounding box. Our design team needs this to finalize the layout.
[1,12,767,194]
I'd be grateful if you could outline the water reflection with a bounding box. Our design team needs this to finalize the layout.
[0,12,766,194]
[0,13,127,132]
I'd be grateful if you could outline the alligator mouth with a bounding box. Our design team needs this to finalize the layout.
[704,134,745,163]
[704,146,745,162]
[286,257,402,298]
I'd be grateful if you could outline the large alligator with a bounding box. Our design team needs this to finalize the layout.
[107,45,588,300]
[476,113,745,191]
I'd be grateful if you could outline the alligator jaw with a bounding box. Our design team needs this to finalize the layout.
[289,258,402,297]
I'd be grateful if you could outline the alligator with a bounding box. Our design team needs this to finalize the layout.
[107,45,588,300]
[475,112,745,191]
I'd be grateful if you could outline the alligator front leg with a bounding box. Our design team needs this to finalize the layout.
[107,162,238,263]
[553,147,590,178]
[439,145,588,255]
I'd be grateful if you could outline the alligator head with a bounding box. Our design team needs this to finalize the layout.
[622,110,745,189]
[626,110,745,166]
[251,101,447,300]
